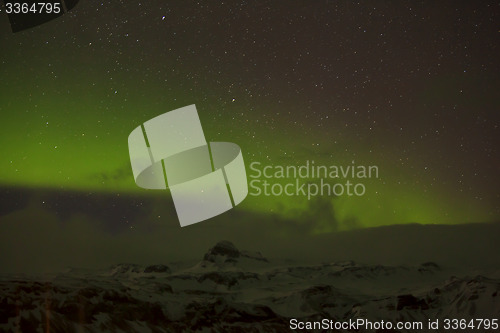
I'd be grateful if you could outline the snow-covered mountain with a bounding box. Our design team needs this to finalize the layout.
[0,241,499,332]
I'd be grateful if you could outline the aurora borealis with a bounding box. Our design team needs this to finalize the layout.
[0,0,499,237]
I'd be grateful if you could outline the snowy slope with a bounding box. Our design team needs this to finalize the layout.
[0,241,499,332]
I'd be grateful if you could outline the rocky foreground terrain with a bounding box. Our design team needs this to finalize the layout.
[0,241,499,332]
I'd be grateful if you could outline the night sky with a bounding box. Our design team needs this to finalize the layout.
[0,1,499,271]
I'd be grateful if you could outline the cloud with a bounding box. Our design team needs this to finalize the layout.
[0,197,333,273]
[1,187,498,274]
[91,162,132,183]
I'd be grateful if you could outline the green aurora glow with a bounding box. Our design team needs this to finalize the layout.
[0,1,498,231]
